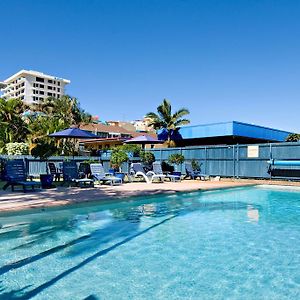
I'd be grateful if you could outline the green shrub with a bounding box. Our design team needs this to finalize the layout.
[191,159,200,171]
[110,148,128,171]
[31,141,57,161]
[168,153,185,165]
[140,151,156,165]
[121,144,141,157]
[6,143,29,155]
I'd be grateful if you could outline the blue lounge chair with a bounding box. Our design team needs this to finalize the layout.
[152,161,181,182]
[48,162,62,181]
[63,161,94,188]
[3,159,40,192]
[185,161,210,180]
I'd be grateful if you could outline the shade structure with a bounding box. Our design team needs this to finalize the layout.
[49,128,98,139]
[124,134,163,148]
[49,127,98,157]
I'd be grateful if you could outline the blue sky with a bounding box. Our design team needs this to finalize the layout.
[1,0,300,132]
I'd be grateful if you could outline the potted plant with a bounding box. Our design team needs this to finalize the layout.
[168,153,185,176]
[31,140,57,188]
[140,151,155,171]
[110,148,128,181]
[191,159,201,171]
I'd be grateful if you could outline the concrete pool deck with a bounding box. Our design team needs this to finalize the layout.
[0,179,299,213]
[0,180,256,213]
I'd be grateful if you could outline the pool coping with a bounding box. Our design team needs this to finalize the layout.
[0,181,257,216]
[1,179,300,215]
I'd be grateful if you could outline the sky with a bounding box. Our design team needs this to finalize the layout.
[1,0,300,132]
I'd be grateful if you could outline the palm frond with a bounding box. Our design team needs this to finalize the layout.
[174,118,190,127]
[172,108,190,120]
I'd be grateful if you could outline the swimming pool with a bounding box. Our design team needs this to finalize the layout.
[0,186,299,299]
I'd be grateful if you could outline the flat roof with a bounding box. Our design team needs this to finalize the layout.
[4,70,70,84]
[178,121,293,142]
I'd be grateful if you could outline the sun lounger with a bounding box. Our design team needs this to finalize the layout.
[3,159,40,192]
[63,161,94,188]
[48,162,62,181]
[152,161,181,182]
[185,161,210,180]
[130,163,165,183]
[90,163,122,185]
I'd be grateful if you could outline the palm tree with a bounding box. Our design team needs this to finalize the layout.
[286,133,300,142]
[0,98,30,152]
[146,99,190,147]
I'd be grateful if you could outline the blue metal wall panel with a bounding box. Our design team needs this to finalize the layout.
[179,122,233,139]
[176,121,292,142]
[149,142,300,179]
[232,121,291,142]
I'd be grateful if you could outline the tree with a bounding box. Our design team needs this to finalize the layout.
[286,133,300,142]
[28,96,92,155]
[110,148,128,172]
[145,99,190,147]
[0,98,30,153]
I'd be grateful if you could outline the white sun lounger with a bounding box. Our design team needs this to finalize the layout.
[130,163,165,183]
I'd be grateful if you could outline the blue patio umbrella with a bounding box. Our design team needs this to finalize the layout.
[49,127,98,156]
[49,127,98,139]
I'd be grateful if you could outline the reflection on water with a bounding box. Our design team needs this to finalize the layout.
[0,187,299,300]
[247,205,259,222]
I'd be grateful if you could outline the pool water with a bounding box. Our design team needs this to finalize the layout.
[0,186,299,299]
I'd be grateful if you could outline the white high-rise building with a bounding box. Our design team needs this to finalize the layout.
[1,70,70,104]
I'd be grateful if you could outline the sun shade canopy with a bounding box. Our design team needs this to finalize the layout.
[124,135,163,144]
[49,128,98,139]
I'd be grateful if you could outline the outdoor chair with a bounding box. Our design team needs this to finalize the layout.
[48,162,62,181]
[90,163,122,185]
[152,161,181,182]
[78,162,91,179]
[62,161,94,188]
[2,159,40,192]
[185,161,210,181]
[130,163,165,183]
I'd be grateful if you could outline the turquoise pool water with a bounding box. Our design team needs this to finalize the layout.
[0,186,299,299]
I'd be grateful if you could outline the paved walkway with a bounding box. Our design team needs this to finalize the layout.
[0,180,255,213]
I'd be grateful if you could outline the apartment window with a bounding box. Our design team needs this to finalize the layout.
[57,88,60,92]
[36,77,44,82]
[58,82,60,86]
[40,84,44,88]
[48,86,52,90]
[48,79,53,84]
[33,83,37,87]
[39,97,43,101]
[53,87,56,91]
[39,91,44,95]
[21,89,25,93]
[48,92,52,96]
[53,80,56,84]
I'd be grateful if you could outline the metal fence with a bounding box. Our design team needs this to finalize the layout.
[1,141,300,179]
[147,142,300,179]
[0,155,101,177]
